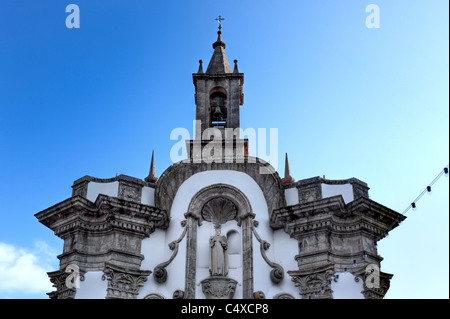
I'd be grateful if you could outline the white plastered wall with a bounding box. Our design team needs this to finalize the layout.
[75,271,107,299]
[321,183,354,204]
[86,181,118,202]
[139,170,299,299]
[331,272,364,299]
[141,186,155,206]
[284,187,299,206]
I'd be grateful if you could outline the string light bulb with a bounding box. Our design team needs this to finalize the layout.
[411,202,417,211]
[426,185,432,195]
[444,167,449,177]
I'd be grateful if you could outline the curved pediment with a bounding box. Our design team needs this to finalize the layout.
[154,157,285,223]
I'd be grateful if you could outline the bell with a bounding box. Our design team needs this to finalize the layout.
[213,105,223,119]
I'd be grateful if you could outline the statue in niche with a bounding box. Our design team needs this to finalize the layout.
[209,224,228,276]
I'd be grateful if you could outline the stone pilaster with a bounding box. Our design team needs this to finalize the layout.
[273,194,405,299]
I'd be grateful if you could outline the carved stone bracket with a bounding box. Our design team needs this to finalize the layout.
[201,276,238,299]
[238,210,255,226]
[184,211,203,226]
[102,263,151,299]
[173,290,185,299]
[253,291,266,299]
[251,220,284,284]
[153,220,188,283]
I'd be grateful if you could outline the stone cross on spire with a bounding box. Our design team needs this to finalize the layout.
[215,15,225,29]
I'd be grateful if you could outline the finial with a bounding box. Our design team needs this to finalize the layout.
[198,59,204,74]
[233,59,239,73]
[281,153,295,184]
[212,16,226,49]
[215,15,225,30]
[145,150,158,183]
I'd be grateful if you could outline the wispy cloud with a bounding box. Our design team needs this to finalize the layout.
[0,241,58,298]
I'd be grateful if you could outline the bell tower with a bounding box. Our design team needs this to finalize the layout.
[192,18,244,136]
[188,20,246,162]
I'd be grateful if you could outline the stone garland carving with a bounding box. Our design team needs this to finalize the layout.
[298,184,322,204]
[118,181,142,203]
[102,264,151,299]
[153,220,188,283]
[251,220,284,284]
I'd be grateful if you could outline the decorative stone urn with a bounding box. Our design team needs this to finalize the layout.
[200,276,238,299]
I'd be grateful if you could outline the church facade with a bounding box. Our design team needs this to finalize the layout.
[35,26,405,299]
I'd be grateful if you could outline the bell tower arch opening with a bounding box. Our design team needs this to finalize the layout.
[209,87,228,129]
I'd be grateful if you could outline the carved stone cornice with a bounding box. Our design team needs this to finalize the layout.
[271,195,346,230]
[35,194,169,238]
[56,248,147,271]
[71,174,157,197]
[272,196,405,243]
[346,197,406,233]
[36,195,169,271]
[102,263,151,299]
[284,176,369,201]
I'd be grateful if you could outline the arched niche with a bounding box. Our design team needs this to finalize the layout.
[183,183,255,299]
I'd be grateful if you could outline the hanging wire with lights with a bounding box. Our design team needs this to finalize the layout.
[375,164,449,242]
[296,165,449,290]
[336,165,450,273]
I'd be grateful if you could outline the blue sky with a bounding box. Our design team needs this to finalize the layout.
[0,0,448,298]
